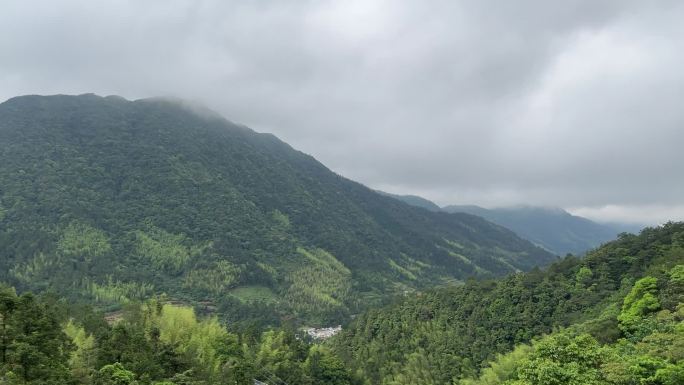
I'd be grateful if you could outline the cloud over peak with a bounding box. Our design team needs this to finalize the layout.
[2,0,683,224]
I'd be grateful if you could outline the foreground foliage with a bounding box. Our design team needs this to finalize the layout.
[331,223,684,384]
[0,290,352,385]
[1,224,682,384]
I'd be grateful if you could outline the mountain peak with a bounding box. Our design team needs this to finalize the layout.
[0,93,554,325]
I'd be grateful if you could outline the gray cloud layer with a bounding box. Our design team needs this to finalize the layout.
[2,0,683,224]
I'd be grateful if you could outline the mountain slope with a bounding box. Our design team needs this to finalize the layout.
[376,191,442,212]
[0,94,554,324]
[331,222,684,384]
[444,205,641,255]
[382,192,640,255]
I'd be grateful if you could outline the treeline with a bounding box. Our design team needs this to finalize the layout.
[0,288,353,385]
[330,223,684,384]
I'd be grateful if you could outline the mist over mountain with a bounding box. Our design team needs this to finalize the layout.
[382,192,641,255]
[2,2,684,384]
[443,205,643,255]
[0,94,554,326]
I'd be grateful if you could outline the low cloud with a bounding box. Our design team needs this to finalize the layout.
[569,205,684,226]
[1,0,683,223]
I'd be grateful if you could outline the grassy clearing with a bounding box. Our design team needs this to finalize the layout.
[229,285,278,303]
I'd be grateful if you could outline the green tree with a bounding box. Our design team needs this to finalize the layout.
[575,266,593,289]
[94,362,138,385]
[0,286,17,366]
[5,293,73,383]
[515,333,604,385]
[64,319,97,383]
[654,362,684,385]
[385,349,439,385]
[252,330,306,385]
[460,344,533,385]
[304,345,351,385]
[618,277,661,338]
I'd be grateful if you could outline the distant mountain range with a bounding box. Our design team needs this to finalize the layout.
[381,193,642,255]
[0,94,554,326]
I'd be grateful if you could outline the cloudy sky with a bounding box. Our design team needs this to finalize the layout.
[2,0,683,224]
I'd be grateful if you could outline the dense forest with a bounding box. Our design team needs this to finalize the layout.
[0,94,554,326]
[0,287,353,385]
[331,222,684,384]
[1,223,682,384]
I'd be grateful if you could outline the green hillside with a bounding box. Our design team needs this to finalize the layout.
[331,222,684,384]
[444,205,642,256]
[0,94,554,325]
[1,224,680,385]
[376,191,442,212]
[383,191,642,256]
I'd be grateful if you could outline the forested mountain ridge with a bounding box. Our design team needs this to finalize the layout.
[331,222,684,384]
[443,205,641,256]
[0,94,554,325]
[376,191,442,212]
[382,191,639,255]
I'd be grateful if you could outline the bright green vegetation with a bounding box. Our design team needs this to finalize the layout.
[331,222,684,384]
[0,94,554,325]
[0,288,353,385]
[283,247,352,320]
[229,286,278,303]
[183,260,244,296]
[83,277,154,307]
[459,268,684,385]
[1,223,681,385]
[58,222,112,261]
[134,226,200,274]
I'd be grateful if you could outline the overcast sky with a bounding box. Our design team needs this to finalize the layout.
[2,0,683,225]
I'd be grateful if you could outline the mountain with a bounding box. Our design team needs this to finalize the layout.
[0,94,554,325]
[376,191,442,211]
[380,193,640,255]
[331,222,684,384]
[443,205,642,255]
